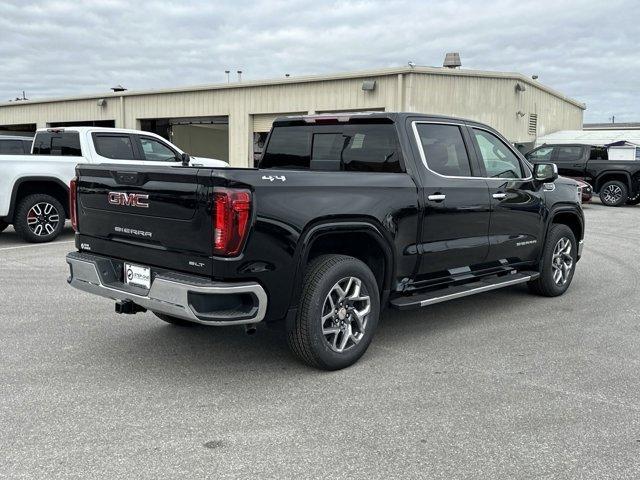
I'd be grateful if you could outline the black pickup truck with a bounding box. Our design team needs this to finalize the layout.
[526,143,640,206]
[66,112,584,370]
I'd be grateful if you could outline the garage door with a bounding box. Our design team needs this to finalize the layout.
[253,113,306,133]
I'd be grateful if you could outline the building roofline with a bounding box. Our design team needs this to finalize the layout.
[0,65,586,110]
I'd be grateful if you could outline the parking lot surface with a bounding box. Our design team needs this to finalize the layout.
[1,201,639,479]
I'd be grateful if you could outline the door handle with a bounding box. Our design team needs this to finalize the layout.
[492,193,507,199]
[427,194,446,202]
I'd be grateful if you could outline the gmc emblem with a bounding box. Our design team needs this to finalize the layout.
[108,192,149,208]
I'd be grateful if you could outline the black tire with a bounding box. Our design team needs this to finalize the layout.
[13,194,66,243]
[0,220,8,233]
[153,312,196,327]
[287,254,380,370]
[599,180,627,207]
[528,224,577,297]
[626,192,640,205]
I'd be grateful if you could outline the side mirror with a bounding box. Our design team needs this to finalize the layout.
[533,163,558,182]
[179,152,191,166]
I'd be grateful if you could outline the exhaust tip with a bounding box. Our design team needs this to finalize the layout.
[244,324,258,335]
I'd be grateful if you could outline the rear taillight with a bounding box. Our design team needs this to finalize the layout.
[69,177,78,232]
[212,188,252,256]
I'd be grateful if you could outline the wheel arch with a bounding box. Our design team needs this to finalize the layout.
[544,207,584,262]
[290,219,395,311]
[594,171,631,193]
[7,177,70,222]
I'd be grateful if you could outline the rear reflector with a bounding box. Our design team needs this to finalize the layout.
[69,177,78,232]
[212,188,252,256]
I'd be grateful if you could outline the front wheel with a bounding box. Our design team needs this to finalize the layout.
[0,220,8,233]
[529,224,577,297]
[287,255,380,370]
[599,180,627,207]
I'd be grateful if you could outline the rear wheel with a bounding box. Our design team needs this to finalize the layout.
[599,180,627,207]
[153,312,196,327]
[0,220,8,233]
[626,191,640,205]
[287,254,380,370]
[529,224,577,297]
[13,194,65,243]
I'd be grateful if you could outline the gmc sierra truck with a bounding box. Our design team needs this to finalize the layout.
[0,127,227,242]
[66,112,585,370]
[526,143,640,206]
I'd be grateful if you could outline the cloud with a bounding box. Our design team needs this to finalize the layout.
[0,0,638,121]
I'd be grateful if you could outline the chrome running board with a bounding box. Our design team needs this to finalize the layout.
[390,271,539,310]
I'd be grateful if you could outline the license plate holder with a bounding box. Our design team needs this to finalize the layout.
[124,263,151,289]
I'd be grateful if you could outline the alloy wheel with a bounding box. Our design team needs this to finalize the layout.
[603,184,623,204]
[551,237,573,285]
[26,202,60,237]
[321,276,371,353]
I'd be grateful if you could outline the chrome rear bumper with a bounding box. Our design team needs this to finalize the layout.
[66,251,267,325]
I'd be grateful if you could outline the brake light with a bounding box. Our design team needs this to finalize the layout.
[69,177,78,232]
[212,188,252,256]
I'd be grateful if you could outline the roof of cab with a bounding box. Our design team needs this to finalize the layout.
[272,111,495,130]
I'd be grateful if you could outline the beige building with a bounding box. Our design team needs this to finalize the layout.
[0,66,585,166]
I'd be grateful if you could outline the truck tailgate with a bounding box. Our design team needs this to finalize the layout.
[75,164,214,275]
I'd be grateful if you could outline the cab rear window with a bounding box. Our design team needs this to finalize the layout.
[261,123,403,173]
[32,132,82,156]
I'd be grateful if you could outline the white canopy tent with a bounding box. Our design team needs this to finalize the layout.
[535,130,640,147]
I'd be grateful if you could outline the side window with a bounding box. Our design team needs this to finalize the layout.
[472,128,524,179]
[526,146,554,161]
[589,147,608,160]
[139,137,177,162]
[0,140,25,154]
[555,146,584,162]
[23,140,32,153]
[93,134,136,160]
[414,123,472,177]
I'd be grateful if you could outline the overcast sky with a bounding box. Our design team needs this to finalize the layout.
[1,0,638,122]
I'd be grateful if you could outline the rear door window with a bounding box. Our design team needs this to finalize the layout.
[414,123,472,177]
[93,134,136,160]
[555,146,584,163]
[0,139,25,154]
[32,132,82,156]
[261,123,402,172]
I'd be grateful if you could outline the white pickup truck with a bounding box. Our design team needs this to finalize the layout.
[0,127,227,243]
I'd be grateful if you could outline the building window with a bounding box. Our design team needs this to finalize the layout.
[528,114,538,136]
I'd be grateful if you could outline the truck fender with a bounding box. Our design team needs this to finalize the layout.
[538,205,584,264]
[594,170,632,192]
[289,220,395,310]
[4,176,70,222]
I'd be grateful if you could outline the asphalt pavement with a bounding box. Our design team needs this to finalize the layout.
[1,201,639,479]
